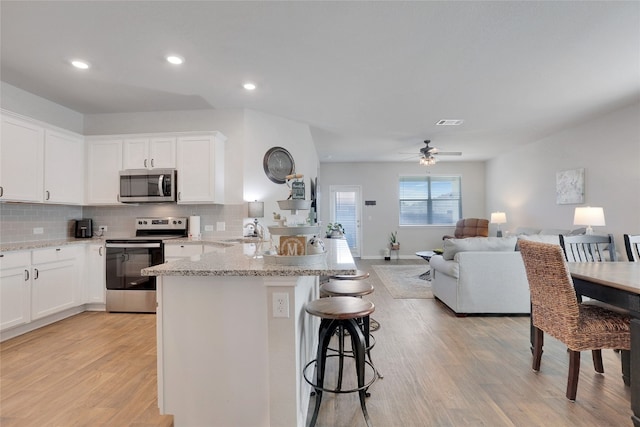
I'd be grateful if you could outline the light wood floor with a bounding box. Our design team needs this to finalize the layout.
[0,258,632,427]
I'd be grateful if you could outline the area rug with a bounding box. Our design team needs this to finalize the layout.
[372,265,433,299]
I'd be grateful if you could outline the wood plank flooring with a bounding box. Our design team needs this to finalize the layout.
[0,258,633,426]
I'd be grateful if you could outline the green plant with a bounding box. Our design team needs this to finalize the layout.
[326,223,345,235]
[389,231,398,245]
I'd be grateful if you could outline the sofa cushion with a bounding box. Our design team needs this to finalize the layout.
[442,236,517,260]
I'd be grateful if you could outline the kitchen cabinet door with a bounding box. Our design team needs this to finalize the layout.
[31,259,78,320]
[123,137,176,170]
[0,113,44,202]
[44,129,84,204]
[149,137,176,169]
[176,133,225,204]
[87,244,106,304]
[164,243,203,262]
[0,252,32,331]
[86,138,123,204]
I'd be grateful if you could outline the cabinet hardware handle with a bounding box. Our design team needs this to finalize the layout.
[25,269,29,281]
[56,248,61,251]
[144,159,148,168]
[46,190,50,200]
[34,268,39,280]
[151,158,155,167]
[0,186,3,197]
[0,254,3,257]
[99,247,103,256]
[178,191,181,201]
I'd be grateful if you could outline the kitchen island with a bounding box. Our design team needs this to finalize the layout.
[142,238,356,427]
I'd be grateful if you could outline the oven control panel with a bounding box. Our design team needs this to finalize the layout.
[136,217,188,231]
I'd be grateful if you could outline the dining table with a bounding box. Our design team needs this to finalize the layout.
[568,262,640,427]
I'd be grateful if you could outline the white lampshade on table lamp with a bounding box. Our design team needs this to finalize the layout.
[490,212,507,237]
[573,206,605,235]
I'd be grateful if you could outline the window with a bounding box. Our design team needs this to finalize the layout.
[399,175,462,225]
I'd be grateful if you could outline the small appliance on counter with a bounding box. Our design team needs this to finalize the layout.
[75,219,93,238]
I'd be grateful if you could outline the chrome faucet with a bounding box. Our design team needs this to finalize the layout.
[244,219,263,239]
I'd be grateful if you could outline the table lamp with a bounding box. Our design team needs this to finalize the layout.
[247,200,264,237]
[573,206,605,235]
[490,212,507,237]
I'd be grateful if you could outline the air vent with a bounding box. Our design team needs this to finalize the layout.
[436,119,464,126]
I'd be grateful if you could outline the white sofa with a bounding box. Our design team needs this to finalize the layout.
[429,236,531,315]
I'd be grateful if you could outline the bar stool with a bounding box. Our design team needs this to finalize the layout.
[325,270,380,332]
[330,269,370,280]
[304,297,377,427]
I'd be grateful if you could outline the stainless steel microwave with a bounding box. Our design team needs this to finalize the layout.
[119,169,176,203]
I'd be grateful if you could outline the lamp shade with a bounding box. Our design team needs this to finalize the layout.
[248,201,264,218]
[573,207,605,227]
[490,212,507,224]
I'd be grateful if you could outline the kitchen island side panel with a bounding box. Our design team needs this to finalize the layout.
[157,274,318,427]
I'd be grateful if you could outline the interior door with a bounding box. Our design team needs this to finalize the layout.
[329,185,362,257]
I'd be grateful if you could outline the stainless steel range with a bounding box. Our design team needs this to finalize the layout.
[105,217,187,313]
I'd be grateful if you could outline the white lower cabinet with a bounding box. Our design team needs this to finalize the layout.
[87,243,106,304]
[164,243,203,262]
[0,252,32,330]
[0,246,82,333]
[31,246,80,320]
[31,259,77,320]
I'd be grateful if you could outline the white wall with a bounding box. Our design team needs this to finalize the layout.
[486,102,640,260]
[319,161,486,259]
[1,82,84,133]
[243,109,319,227]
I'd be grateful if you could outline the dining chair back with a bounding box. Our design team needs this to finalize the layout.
[624,234,640,262]
[518,239,630,400]
[559,234,617,262]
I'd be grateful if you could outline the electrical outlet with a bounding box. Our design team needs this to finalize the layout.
[204,225,214,232]
[272,292,290,318]
[99,225,108,232]
[216,222,226,231]
[33,227,44,234]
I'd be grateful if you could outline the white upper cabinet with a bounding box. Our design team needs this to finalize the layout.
[43,130,84,204]
[86,138,123,205]
[123,137,176,170]
[0,113,44,202]
[176,133,226,204]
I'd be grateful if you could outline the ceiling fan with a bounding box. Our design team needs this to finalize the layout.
[402,140,462,165]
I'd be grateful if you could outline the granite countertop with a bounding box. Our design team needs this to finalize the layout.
[0,236,254,252]
[142,238,357,277]
[0,237,105,252]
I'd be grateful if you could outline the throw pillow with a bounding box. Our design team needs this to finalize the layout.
[442,236,518,260]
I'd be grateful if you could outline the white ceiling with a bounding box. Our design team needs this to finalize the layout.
[1,1,638,163]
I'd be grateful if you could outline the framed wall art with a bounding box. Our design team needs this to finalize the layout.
[556,168,585,205]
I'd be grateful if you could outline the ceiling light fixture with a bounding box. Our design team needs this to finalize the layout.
[419,154,437,166]
[166,55,184,65]
[436,119,464,126]
[71,60,90,69]
[243,82,256,90]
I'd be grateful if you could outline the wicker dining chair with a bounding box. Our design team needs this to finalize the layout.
[518,240,631,401]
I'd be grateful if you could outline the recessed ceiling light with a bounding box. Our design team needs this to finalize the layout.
[166,55,184,65]
[243,82,256,91]
[71,60,90,69]
[436,119,464,126]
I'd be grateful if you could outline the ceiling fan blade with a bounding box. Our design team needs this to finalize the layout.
[433,151,462,156]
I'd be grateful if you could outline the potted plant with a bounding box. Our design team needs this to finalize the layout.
[326,223,345,238]
[389,231,400,250]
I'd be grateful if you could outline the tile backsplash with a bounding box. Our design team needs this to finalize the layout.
[0,202,245,243]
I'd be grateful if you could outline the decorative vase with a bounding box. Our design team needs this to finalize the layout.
[391,243,400,250]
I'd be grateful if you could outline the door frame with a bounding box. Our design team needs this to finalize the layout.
[329,185,362,258]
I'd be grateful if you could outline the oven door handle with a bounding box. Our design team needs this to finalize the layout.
[106,243,162,248]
